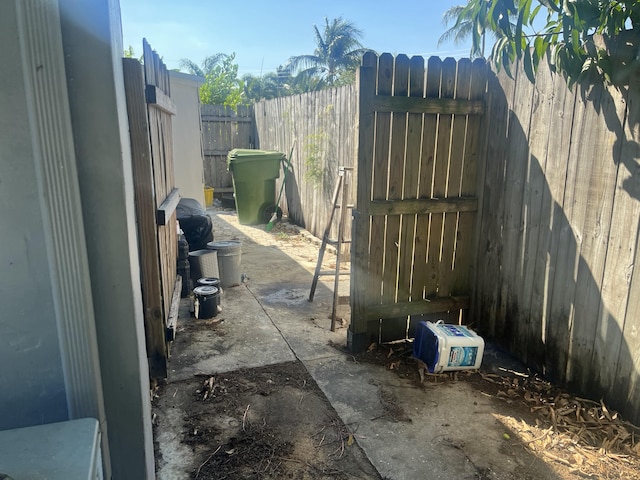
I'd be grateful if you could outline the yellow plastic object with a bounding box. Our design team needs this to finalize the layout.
[204,187,214,207]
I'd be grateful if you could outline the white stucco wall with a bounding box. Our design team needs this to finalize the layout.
[169,71,206,207]
[1,1,154,477]
[0,1,68,429]
[59,0,155,478]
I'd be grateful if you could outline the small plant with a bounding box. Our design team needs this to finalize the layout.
[303,132,328,187]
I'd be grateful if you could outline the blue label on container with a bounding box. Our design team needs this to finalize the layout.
[448,346,478,367]
[437,324,474,338]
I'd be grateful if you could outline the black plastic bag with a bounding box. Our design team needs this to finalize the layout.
[176,198,213,251]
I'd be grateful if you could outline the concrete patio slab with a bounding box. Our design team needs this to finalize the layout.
[154,209,566,480]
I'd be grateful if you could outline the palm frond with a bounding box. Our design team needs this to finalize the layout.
[178,58,204,76]
[442,5,466,25]
[201,54,227,74]
[287,54,323,73]
[438,20,474,46]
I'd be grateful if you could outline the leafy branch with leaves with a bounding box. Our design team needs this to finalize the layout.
[443,0,640,87]
[180,53,245,108]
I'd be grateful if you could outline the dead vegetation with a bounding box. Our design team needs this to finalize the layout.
[154,362,381,480]
[354,342,640,480]
[483,371,640,479]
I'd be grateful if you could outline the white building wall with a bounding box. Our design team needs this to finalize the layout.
[0,1,68,429]
[170,71,206,207]
[59,0,155,477]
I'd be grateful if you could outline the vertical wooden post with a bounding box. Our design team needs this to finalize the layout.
[349,53,377,352]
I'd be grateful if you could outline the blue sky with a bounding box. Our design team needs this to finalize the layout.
[120,0,471,76]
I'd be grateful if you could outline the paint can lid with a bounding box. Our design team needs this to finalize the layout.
[193,286,218,296]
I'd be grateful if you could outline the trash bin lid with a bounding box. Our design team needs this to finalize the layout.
[227,149,285,167]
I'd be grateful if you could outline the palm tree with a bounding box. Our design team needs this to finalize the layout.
[178,53,228,77]
[288,17,372,90]
[439,4,484,57]
[438,1,518,59]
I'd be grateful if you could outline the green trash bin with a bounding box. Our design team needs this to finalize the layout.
[227,149,284,225]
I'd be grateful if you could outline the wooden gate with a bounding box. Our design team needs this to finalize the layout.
[123,40,180,378]
[349,53,486,351]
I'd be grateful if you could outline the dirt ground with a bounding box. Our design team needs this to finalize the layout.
[154,360,381,479]
[153,210,640,480]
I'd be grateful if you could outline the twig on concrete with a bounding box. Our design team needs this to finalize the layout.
[543,451,574,467]
[515,426,553,446]
[195,445,221,479]
[242,404,250,432]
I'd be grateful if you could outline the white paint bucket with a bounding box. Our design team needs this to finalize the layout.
[207,241,242,288]
[188,249,219,286]
[413,320,484,373]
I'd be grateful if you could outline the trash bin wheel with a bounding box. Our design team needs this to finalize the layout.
[262,204,283,224]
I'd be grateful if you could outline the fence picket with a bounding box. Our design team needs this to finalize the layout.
[412,58,442,304]
[398,56,425,308]
[455,59,486,324]
[425,58,456,301]
[379,55,410,342]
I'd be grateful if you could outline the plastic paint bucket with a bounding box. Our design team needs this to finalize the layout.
[188,249,219,286]
[413,320,485,373]
[206,241,242,288]
[193,285,219,319]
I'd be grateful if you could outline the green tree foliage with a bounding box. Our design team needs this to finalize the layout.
[180,54,245,108]
[288,17,373,91]
[242,65,294,101]
[123,45,143,63]
[443,0,640,87]
[124,45,136,58]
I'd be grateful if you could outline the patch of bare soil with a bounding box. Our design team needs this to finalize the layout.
[154,361,381,480]
[348,341,640,480]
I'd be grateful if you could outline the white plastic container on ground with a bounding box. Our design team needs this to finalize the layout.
[413,320,485,373]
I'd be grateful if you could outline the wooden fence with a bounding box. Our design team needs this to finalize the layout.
[200,54,640,421]
[253,85,358,239]
[475,60,640,423]
[350,53,487,350]
[123,41,180,379]
[201,104,254,191]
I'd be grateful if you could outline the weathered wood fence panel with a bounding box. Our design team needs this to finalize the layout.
[123,40,179,379]
[349,53,487,350]
[475,60,640,423]
[201,104,254,190]
[143,41,179,368]
[253,85,358,239]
